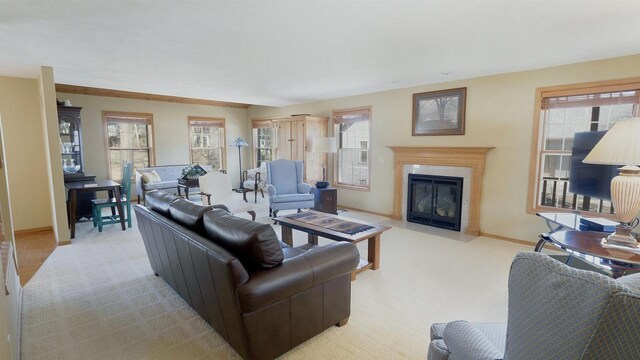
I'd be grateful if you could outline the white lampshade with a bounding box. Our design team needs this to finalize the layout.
[583,117,640,165]
[312,137,337,153]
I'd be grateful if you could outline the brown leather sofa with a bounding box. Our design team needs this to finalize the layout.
[134,190,360,360]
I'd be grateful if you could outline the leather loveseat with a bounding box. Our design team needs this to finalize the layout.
[134,190,360,360]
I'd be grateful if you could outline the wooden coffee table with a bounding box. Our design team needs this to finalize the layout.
[275,211,391,280]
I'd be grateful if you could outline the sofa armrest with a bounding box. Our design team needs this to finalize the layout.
[442,321,503,360]
[211,204,230,213]
[298,182,312,194]
[266,184,277,197]
[618,272,640,291]
[135,171,143,195]
[236,242,359,313]
[303,242,359,285]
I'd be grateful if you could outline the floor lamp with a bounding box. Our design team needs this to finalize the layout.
[583,117,640,248]
[230,137,249,191]
[312,137,337,188]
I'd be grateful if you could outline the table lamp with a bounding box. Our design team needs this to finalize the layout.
[230,137,249,190]
[583,117,640,248]
[312,137,337,188]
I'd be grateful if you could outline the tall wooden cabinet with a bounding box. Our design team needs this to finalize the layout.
[58,106,86,178]
[58,105,96,220]
[252,115,328,184]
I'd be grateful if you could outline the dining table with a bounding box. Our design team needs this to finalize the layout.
[66,179,125,238]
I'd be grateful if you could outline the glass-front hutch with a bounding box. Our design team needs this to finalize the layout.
[58,105,95,219]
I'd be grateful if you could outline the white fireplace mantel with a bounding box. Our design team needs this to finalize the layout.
[389,146,494,236]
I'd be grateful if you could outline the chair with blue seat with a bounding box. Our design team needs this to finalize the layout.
[265,159,315,217]
[92,161,133,231]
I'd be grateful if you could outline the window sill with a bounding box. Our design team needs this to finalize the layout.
[334,183,370,192]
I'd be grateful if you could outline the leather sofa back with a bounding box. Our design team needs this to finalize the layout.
[145,190,178,216]
[169,198,213,234]
[203,209,284,270]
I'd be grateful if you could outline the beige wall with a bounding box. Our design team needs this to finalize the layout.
[0,76,53,231]
[248,54,640,242]
[0,113,22,360]
[54,93,251,192]
[39,67,70,243]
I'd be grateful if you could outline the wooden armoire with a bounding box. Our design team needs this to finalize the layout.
[252,115,328,184]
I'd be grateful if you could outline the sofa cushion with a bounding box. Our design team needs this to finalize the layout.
[271,193,314,203]
[168,198,213,233]
[144,180,179,191]
[140,170,161,184]
[203,209,284,269]
[145,190,179,217]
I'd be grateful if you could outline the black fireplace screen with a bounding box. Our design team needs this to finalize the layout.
[407,174,463,231]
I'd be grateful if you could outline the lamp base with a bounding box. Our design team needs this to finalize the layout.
[316,181,330,189]
[604,224,638,248]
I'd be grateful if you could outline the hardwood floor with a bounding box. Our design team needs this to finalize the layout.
[15,229,56,286]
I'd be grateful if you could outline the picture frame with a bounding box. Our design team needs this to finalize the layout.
[412,87,466,136]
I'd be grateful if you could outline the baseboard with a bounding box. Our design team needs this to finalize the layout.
[479,232,533,245]
[13,226,53,236]
[58,240,72,246]
[337,205,392,219]
[480,231,555,251]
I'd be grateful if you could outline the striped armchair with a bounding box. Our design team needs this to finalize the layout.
[428,252,640,360]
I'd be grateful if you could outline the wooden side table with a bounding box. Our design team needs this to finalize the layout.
[177,178,199,200]
[542,231,640,278]
[312,187,337,214]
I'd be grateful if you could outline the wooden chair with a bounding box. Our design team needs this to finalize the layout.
[92,161,133,231]
[242,162,267,203]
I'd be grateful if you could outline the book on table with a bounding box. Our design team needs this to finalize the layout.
[579,217,618,232]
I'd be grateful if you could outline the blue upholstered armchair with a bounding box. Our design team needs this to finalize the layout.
[428,252,640,360]
[265,159,315,217]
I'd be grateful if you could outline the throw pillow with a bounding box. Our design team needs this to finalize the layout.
[203,209,284,269]
[141,170,161,184]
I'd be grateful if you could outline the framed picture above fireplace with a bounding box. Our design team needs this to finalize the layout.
[412,87,466,136]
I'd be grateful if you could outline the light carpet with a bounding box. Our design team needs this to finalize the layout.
[21,197,533,359]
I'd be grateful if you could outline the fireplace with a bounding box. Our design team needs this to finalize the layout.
[407,174,463,231]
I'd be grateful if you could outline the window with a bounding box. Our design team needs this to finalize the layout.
[188,117,225,170]
[359,141,369,164]
[252,119,276,167]
[333,107,371,189]
[529,80,640,214]
[103,112,154,181]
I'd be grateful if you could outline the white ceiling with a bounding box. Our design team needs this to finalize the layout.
[1,1,639,107]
